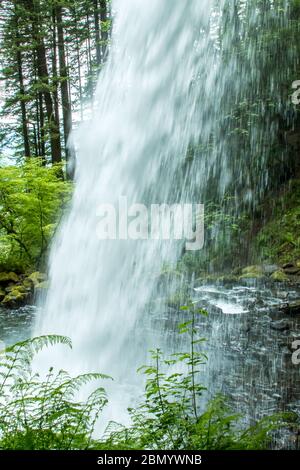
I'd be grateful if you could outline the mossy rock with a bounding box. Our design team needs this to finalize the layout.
[218,274,239,284]
[23,278,34,289]
[239,274,266,282]
[242,265,264,275]
[27,271,47,286]
[2,288,28,308]
[35,281,50,292]
[270,270,289,282]
[0,272,19,284]
[196,273,220,283]
[5,284,29,294]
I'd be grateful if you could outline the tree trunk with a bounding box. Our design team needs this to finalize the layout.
[100,0,108,63]
[56,5,75,179]
[14,3,30,157]
[93,0,101,67]
[28,0,62,164]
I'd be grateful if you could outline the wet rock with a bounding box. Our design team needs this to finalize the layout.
[239,273,265,281]
[283,262,295,269]
[218,274,239,284]
[34,281,49,295]
[27,271,47,287]
[5,284,27,294]
[270,319,291,331]
[283,267,300,275]
[280,300,300,315]
[242,265,264,275]
[0,272,19,284]
[271,270,289,282]
[1,285,29,308]
[23,278,33,289]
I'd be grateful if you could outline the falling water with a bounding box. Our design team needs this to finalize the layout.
[34,0,223,422]
[34,0,297,429]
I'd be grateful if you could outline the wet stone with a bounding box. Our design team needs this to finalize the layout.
[270,319,291,331]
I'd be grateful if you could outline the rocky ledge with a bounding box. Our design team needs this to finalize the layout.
[196,261,300,286]
[0,271,48,308]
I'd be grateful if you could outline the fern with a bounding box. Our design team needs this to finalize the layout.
[0,335,110,450]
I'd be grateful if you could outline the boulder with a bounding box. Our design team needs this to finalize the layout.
[1,286,28,308]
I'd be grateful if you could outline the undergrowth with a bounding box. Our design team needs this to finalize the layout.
[0,307,296,450]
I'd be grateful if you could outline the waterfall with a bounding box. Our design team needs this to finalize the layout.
[34,0,292,425]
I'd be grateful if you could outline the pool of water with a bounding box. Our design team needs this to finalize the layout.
[0,305,37,347]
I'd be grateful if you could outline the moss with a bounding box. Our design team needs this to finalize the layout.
[23,278,34,289]
[0,272,19,284]
[2,287,28,307]
[270,270,290,282]
[217,274,239,284]
[255,179,300,265]
[242,265,264,275]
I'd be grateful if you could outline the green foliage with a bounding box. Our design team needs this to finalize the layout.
[0,335,111,450]
[0,158,72,272]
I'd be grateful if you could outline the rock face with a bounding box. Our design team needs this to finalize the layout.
[0,271,48,308]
